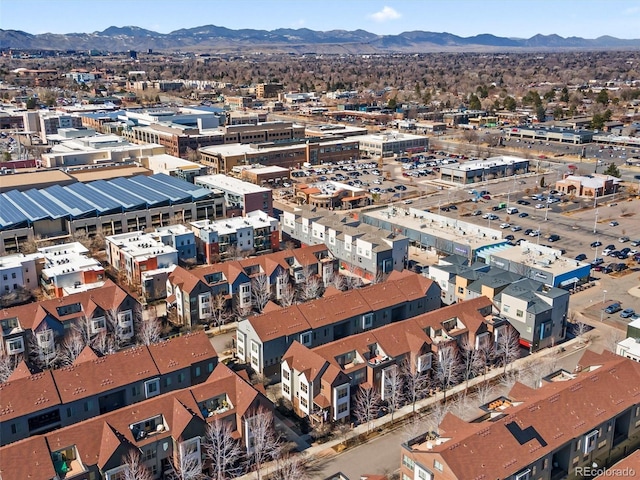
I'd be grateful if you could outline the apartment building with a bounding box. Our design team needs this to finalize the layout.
[38,242,105,298]
[428,256,570,352]
[0,173,225,256]
[281,297,495,424]
[166,245,336,327]
[0,331,217,447]
[194,174,273,216]
[0,363,270,480]
[237,270,441,378]
[616,318,640,363]
[0,280,135,362]
[281,207,409,281]
[400,350,640,480]
[0,252,41,302]
[190,210,279,264]
[106,231,179,297]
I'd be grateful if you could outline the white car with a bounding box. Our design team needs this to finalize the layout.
[529,229,541,237]
[535,203,546,209]
[500,223,511,229]
[403,199,413,205]
[511,225,522,232]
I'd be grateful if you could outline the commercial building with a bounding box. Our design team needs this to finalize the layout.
[506,125,594,144]
[616,318,640,363]
[39,242,105,298]
[190,210,279,264]
[428,256,570,352]
[232,164,290,186]
[488,241,592,288]
[237,270,441,377]
[281,207,410,281]
[39,113,83,142]
[361,206,507,261]
[353,131,428,157]
[439,156,529,184]
[256,83,284,99]
[0,173,225,256]
[0,363,270,480]
[142,153,208,183]
[294,180,370,209]
[554,173,620,198]
[400,350,640,480]
[194,174,273,216]
[198,136,359,174]
[0,331,216,446]
[281,296,494,424]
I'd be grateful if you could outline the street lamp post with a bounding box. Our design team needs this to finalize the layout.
[594,209,598,234]
[600,290,607,322]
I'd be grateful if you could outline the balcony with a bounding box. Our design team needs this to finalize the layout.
[51,446,86,479]
[129,415,168,441]
[367,355,393,367]
[199,395,233,418]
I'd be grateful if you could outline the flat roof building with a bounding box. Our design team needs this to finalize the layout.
[194,174,273,216]
[439,156,529,184]
[39,242,105,298]
[353,131,428,157]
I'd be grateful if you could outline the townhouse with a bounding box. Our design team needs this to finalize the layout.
[280,297,496,423]
[0,331,217,446]
[39,242,106,298]
[237,270,441,378]
[0,280,136,362]
[400,350,640,480]
[166,245,337,327]
[0,252,41,304]
[0,363,270,480]
[428,256,570,351]
[281,207,409,281]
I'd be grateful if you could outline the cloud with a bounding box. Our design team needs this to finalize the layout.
[624,6,640,14]
[292,18,306,27]
[369,6,402,22]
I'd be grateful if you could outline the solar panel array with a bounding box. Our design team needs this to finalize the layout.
[0,173,213,229]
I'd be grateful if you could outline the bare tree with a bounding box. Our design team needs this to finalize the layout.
[449,392,472,420]
[325,271,346,291]
[383,364,404,424]
[91,331,116,356]
[604,328,625,353]
[205,419,243,480]
[424,401,450,433]
[278,274,296,308]
[473,380,495,406]
[105,307,129,352]
[476,336,496,377]
[434,344,462,403]
[171,437,205,480]
[297,267,323,302]
[497,325,521,374]
[246,407,280,480]
[136,314,162,346]
[121,449,153,480]
[353,386,381,435]
[401,357,429,413]
[459,337,484,391]
[403,414,428,442]
[209,293,230,332]
[0,350,23,383]
[58,330,87,366]
[273,452,308,480]
[574,321,590,345]
[27,327,59,370]
[251,274,272,313]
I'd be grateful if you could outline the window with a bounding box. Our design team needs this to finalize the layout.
[6,337,24,354]
[165,377,172,387]
[10,423,19,434]
[337,403,348,414]
[142,447,156,461]
[362,313,374,329]
[417,353,432,373]
[91,316,106,334]
[178,372,185,383]
[282,369,290,381]
[457,286,464,294]
[337,387,348,399]
[300,397,308,408]
[300,382,308,394]
[300,331,312,346]
[516,309,524,318]
[145,378,160,398]
[283,383,290,395]
[131,385,141,396]
[584,430,598,454]
[433,459,444,472]
[515,469,531,480]
[84,400,93,412]
[402,455,415,470]
[195,366,201,377]
[208,362,214,373]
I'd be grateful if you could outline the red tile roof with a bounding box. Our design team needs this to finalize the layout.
[0,436,56,480]
[0,370,60,422]
[148,331,217,375]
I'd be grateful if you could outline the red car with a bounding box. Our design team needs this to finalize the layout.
[482,195,491,200]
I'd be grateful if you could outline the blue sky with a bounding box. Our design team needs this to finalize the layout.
[3,0,640,38]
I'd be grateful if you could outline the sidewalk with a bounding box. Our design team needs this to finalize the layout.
[235,335,588,479]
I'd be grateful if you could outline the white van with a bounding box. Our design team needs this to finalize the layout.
[506,207,519,214]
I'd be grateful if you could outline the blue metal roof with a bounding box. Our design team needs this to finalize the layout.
[0,174,211,229]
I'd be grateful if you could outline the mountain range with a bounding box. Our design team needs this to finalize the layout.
[1,25,640,53]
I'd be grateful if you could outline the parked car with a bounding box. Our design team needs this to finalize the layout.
[548,234,560,242]
[472,210,483,216]
[516,200,530,205]
[604,303,622,314]
[500,223,511,229]
[613,263,628,272]
[609,221,619,227]
[575,253,587,261]
[609,250,621,258]
[603,245,616,255]
[488,214,499,220]
[505,234,515,241]
[591,258,604,266]
[524,228,534,236]
[631,240,640,247]
[403,199,413,204]
[621,308,636,318]
[619,236,630,243]
[590,241,603,248]
[449,205,458,210]
[482,195,491,200]
[518,212,529,218]
[511,225,522,232]
[529,229,541,237]
[535,203,546,209]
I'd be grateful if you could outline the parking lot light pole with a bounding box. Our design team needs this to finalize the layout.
[600,290,607,322]
[593,209,598,234]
